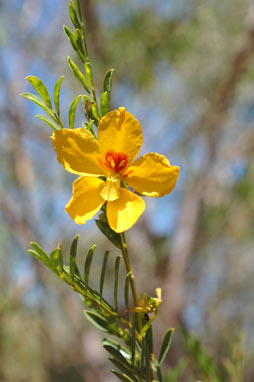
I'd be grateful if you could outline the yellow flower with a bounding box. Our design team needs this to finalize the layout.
[52,107,179,233]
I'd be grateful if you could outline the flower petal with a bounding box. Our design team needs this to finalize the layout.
[98,108,143,165]
[107,188,145,233]
[52,128,105,176]
[65,177,105,224]
[126,153,180,197]
[100,178,120,201]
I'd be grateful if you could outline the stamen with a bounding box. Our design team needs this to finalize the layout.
[104,149,128,174]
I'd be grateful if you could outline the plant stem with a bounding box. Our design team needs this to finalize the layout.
[119,232,142,333]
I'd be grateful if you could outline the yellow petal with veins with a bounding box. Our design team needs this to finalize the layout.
[98,108,143,165]
[65,176,105,224]
[100,178,120,201]
[126,153,180,197]
[107,188,145,233]
[52,128,105,176]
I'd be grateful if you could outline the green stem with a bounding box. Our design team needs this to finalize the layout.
[120,233,156,381]
[119,233,142,333]
[80,20,100,118]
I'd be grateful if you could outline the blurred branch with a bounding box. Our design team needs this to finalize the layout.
[80,0,105,59]
[162,21,254,326]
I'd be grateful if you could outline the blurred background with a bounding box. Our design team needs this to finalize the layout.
[0,0,254,381]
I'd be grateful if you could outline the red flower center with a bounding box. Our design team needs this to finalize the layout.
[104,149,128,174]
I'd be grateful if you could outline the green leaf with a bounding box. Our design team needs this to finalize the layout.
[114,256,121,311]
[102,338,131,360]
[84,245,96,288]
[36,114,60,131]
[104,68,115,97]
[158,328,174,365]
[73,0,82,20]
[68,94,82,129]
[131,314,137,366]
[84,310,109,333]
[140,336,145,373]
[69,1,81,28]
[95,219,121,249]
[90,103,100,122]
[69,234,80,281]
[109,359,139,382]
[54,76,64,116]
[100,91,109,117]
[73,28,86,62]
[100,250,110,299]
[124,272,131,322]
[63,25,77,51]
[28,242,57,275]
[145,327,153,355]
[84,311,121,337]
[21,93,58,123]
[50,245,63,273]
[26,76,52,108]
[104,345,131,369]
[63,26,85,61]
[68,57,90,93]
[84,62,93,88]
[111,370,135,382]
[145,344,150,382]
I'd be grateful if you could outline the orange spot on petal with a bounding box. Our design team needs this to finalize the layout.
[104,150,128,174]
[123,169,134,178]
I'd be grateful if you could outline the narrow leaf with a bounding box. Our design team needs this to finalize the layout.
[140,336,146,373]
[90,103,100,121]
[84,245,96,288]
[95,219,121,249]
[68,57,90,93]
[63,25,77,52]
[111,370,135,382]
[102,338,131,360]
[73,0,82,20]
[131,314,137,366]
[69,234,80,281]
[100,91,109,116]
[158,328,174,365]
[36,114,60,131]
[29,242,57,275]
[84,310,121,337]
[109,359,139,382]
[145,327,153,355]
[73,28,86,61]
[124,272,132,322]
[68,94,82,129]
[84,310,109,333]
[114,256,121,311]
[28,249,57,275]
[21,93,58,122]
[84,62,93,88]
[69,1,81,28]
[54,76,64,116]
[104,68,115,95]
[145,344,150,382]
[26,76,52,108]
[104,345,131,369]
[100,250,110,299]
[50,245,64,273]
